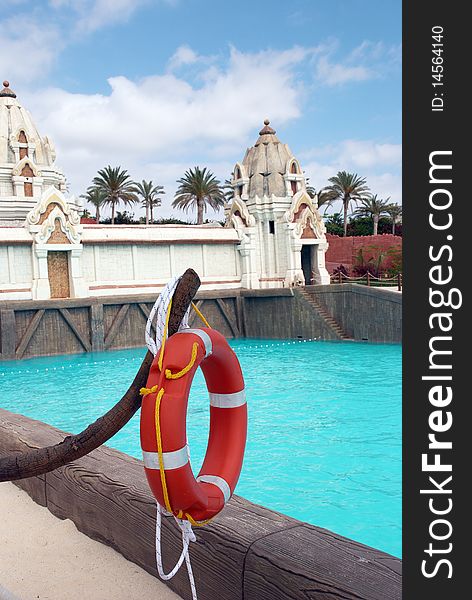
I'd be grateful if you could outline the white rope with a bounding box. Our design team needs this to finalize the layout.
[155,503,197,600]
[145,276,190,356]
[145,276,197,600]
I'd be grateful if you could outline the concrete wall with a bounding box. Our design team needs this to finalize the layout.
[308,283,402,343]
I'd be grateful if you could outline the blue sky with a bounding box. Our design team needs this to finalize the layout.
[1,0,401,220]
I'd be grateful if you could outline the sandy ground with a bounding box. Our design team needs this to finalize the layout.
[0,482,181,600]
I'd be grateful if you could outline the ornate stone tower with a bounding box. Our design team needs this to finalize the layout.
[226,120,330,288]
[0,81,86,299]
[0,80,75,222]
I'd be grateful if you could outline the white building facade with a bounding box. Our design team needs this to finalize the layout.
[0,83,329,301]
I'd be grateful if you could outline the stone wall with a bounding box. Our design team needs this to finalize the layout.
[242,289,338,340]
[307,284,402,343]
[326,234,402,274]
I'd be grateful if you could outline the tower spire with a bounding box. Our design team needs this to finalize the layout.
[259,118,276,135]
[0,81,17,98]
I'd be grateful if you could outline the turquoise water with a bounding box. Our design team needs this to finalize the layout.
[0,339,401,557]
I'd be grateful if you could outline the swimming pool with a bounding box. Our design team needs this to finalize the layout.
[0,339,401,557]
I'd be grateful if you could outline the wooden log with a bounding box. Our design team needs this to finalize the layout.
[0,414,54,507]
[0,410,402,600]
[244,525,401,600]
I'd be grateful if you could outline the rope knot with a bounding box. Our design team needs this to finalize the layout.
[178,518,197,543]
[139,384,160,396]
[165,342,199,380]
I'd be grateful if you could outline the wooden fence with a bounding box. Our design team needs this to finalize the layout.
[0,409,402,600]
[330,271,403,290]
[0,286,402,359]
[0,292,244,360]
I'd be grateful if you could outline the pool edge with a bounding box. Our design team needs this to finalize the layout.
[0,408,402,600]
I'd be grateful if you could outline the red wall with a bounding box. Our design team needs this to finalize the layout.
[325,233,402,274]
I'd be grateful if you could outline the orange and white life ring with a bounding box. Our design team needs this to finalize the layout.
[140,327,247,524]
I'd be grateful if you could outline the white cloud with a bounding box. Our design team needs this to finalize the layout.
[316,56,372,86]
[315,40,401,86]
[28,52,303,157]
[363,172,401,204]
[47,0,150,33]
[0,16,63,83]
[301,139,401,169]
[332,139,401,169]
[0,0,155,84]
[75,0,149,33]
[23,46,308,217]
[301,139,402,208]
[168,45,202,71]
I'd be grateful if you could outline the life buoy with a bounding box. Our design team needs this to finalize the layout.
[140,327,247,524]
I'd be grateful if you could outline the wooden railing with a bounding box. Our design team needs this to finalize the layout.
[330,271,403,291]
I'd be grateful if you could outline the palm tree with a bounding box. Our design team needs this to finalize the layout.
[149,190,164,223]
[354,194,391,235]
[223,178,234,203]
[324,212,344,236]
[306,183,316,198]
[318,187,339,213]
[305,176,317,200]
[386,203,403,234]
[134,180,165,225]
[90,166,138,225]
[306,183,338,214]
[326,171,370,236]
[81,188,107,224]
[172,167,225,225]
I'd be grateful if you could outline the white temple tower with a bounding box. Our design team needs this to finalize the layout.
[226,120,330,288]
[0,80,78,222]
[0,81,86,299]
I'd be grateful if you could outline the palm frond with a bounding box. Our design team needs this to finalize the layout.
[172,166,225,224]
